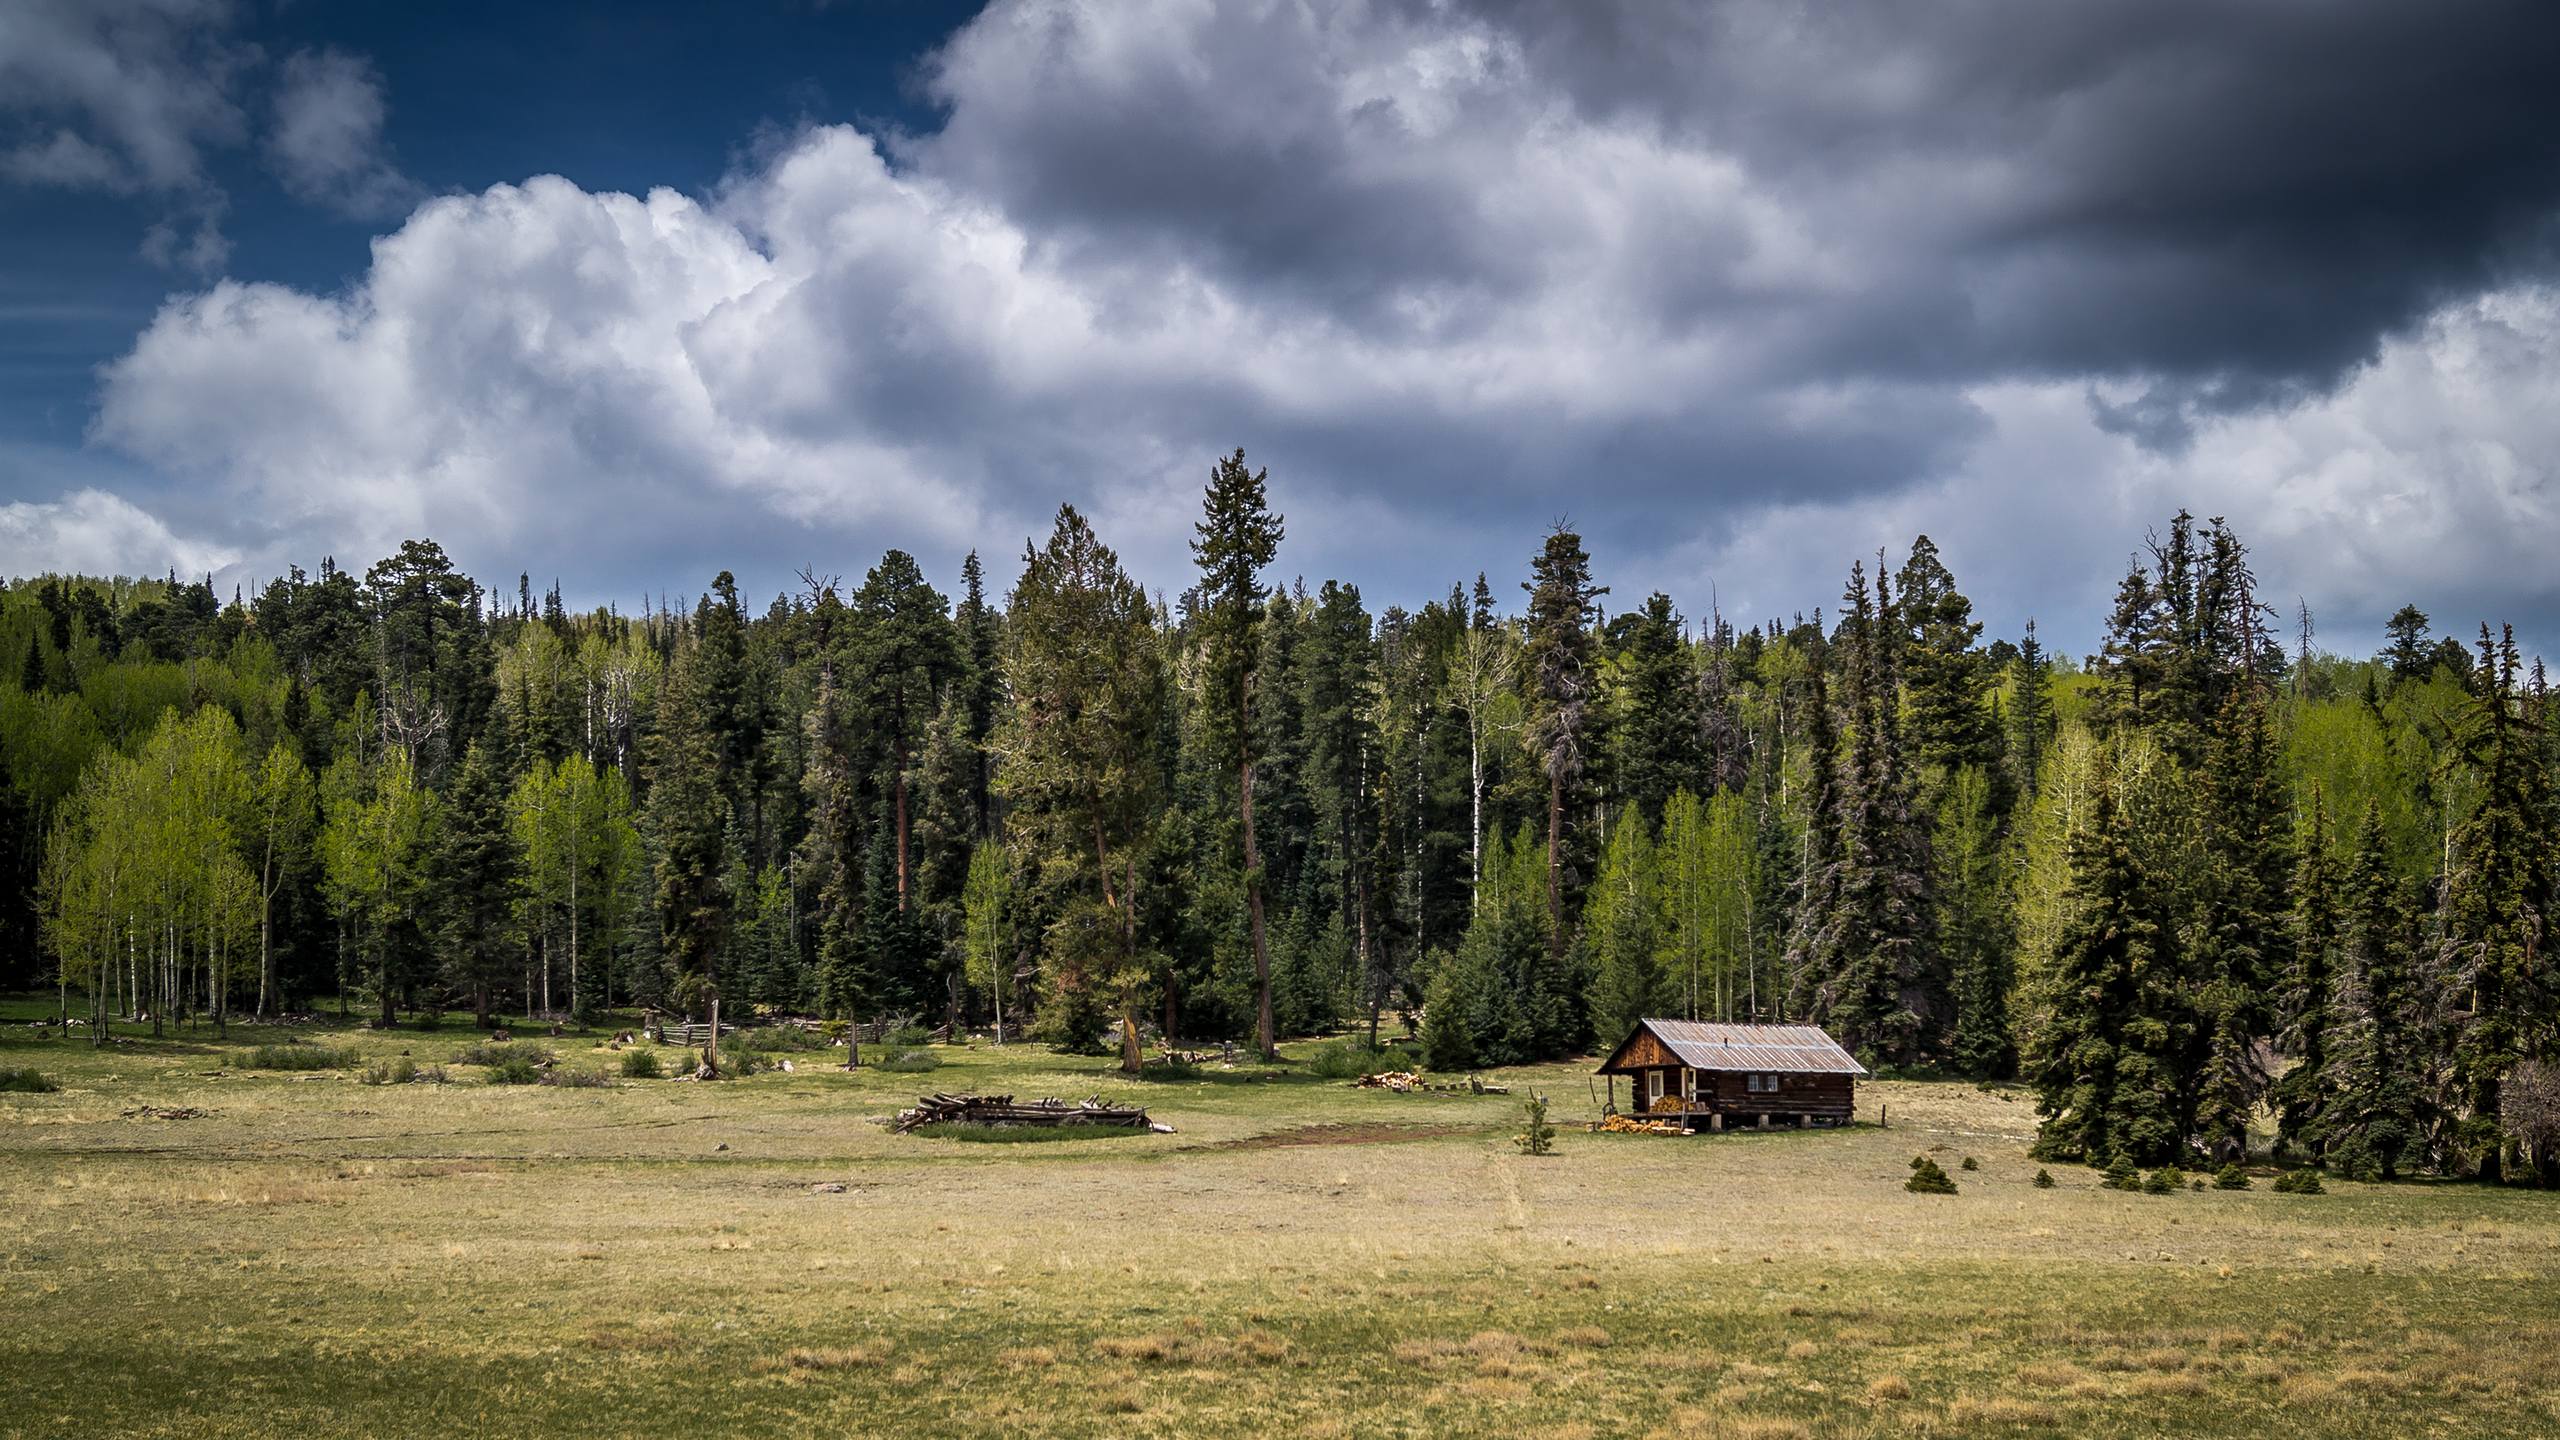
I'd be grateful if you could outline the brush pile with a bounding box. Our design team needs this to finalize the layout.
[892,1093,1152,1133]
[1352,1071,1511,1094]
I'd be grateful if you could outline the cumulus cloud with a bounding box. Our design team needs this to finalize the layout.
[0,488,235,579]
[76,0,2560,647]
[266,48,423,220]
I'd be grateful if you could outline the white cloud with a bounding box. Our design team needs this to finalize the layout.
[1667,288,2560,655]
[266,48,423,220]
[0,488,235,580]
[68,0,2560,646]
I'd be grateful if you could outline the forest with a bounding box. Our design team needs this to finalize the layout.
[7,452,2556,1184]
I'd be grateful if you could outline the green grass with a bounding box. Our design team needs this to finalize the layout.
[3,996,2558,1437]
[236,1043,358,1070]
[0,1065,56,1092]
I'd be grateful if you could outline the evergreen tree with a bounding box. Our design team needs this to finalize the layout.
[1607,592,1705,820]
[2009,619,2053,801]
[1585,802,1664,1041]
[2438,625,2551,1181]
[1896,535,2000,787]
[996,505,1167,1073]
[2272,787,2341,1153]
[2027,771,2180,1162]
[2328,803,2429,1178]
[1939,765,2013,1076]
[434,742,522,1027]
[1192,449,1286,1057]
[1521,528,1606,968]
[850,550,957,917]
[649,644,732,986]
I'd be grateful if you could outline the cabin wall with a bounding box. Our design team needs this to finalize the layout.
[1699,1070,1855,1119]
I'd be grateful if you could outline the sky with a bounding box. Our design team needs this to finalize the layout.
[5,0,2560,660]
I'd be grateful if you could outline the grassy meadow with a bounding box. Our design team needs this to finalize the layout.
[2,1001,2557,1438]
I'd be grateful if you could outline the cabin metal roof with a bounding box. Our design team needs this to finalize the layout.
[1601,1020,1869,1077]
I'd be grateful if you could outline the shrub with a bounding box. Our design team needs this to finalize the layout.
[2141,1168,2178,1195]
[1306,1037,1399,1079]
[241,1044,358,1070]
[620,1048,663,1079]
[2272,1169,2326,1195]
[1906,1157,1959,1195]
[875,1046,940,1074]
[360,1058,417,1086]
[543,1066,614,1088]
[1513,1095,1556,1156]
[456,1040,554,1069]
[2331,1136,2384,1183]
[1959,1155,1980,1171]
[2032,1168,2056,1189]
[2101,1151,2140,1191]
[2214,1162,2250,1190]
[0,1067,57,1093]
[484,1054,544,1085]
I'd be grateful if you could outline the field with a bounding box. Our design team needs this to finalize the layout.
[3,1004,2557,1438]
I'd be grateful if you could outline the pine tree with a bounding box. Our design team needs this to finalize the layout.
[1607,593,1705,820]
[434,742,521,1027]
[2329,803,2429,1177]
[2439,625,2550,1181]
[1799,560,1935,1066]
[1585,802,1664,1041]
[1940,765,2014,1076]
[1896,535,2000,786]
[2027,772,2179,1162]
[1521,527,1607,966]
[649,644,732,987]
[2272,787,2341,1153]
[996,505,1167,1073]
[2010,619,2053,801]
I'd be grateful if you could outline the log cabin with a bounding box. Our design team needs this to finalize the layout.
[1595,1020,1865,1131]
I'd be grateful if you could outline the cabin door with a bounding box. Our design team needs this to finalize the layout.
[1646,1070,1666,1110]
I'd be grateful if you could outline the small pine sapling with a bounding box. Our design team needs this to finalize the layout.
[2032,1168,2056,1188]
[1960,1155,1980,1171]
[2213,1162,2250,1190]
[2272,1169,2325,1195]
[2101,1151,2140,1191]
[2141,1167,2178,1195]
[1906,1156,1959,1194]
[1513,1094,1556,1156]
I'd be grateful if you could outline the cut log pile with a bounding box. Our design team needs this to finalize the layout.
[892,1093,1153,1133]
[1352,1071,1511,1095]
[1595,1113,1683,1135]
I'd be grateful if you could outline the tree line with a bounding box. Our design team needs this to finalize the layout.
[6,465,2557,1180]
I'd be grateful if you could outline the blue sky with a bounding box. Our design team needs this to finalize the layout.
[7,1,2560,659]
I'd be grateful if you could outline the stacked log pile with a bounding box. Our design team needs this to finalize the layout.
[1351,1071,1510,1095]
[1595,1113,1684,1135]
[892,1093,1152,1133]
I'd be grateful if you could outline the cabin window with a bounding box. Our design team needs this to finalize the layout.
[1746,1073,1782,1094]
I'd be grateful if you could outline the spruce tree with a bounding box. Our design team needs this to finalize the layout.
[1896,535,2000,786]
[649,644,732,986]
[1521,527,1607,968]
[2329,803,2429,1177]
[850,551,957,917]
[434,742,522,1027]
[2439,625,2550,1181]
[1586,802,1664,1041]
[2272,787,2341,1154]
[2027,774,2164,1161]
[1608,592,1706,820]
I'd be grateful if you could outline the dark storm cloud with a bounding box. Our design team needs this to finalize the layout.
[919,0,2560,411]
[51,0,2560,659]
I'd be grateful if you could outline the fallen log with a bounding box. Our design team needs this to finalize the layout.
[893,1092,1153,1133]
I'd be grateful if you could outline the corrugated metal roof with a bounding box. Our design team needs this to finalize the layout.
[1626,1020,1869,1077]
